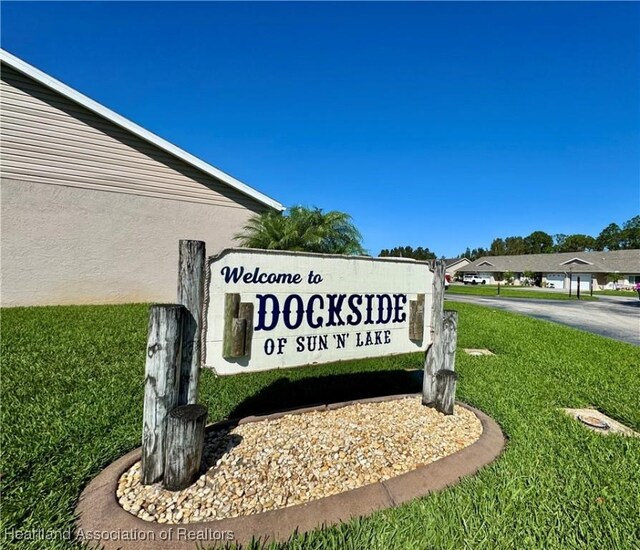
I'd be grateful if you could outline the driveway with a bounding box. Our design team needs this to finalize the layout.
[446,294,640,346]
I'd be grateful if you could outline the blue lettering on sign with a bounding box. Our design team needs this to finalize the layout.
[283,295,304,330]
[255,294,280,331]
[364,294,375,325]
[333,333,349,349]
[356,330,392,347]
[296,334,329,352]
[392,294,407,323]
[346,294,363,326]
[221,266,302,285]
[253,293,407,332]
[376,294,393,324]
[326,294,346,327]
[220,265,416,357]
[306,294,324,328]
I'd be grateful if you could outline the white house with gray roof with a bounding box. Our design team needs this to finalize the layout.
[0,49,284,306]
[459,250,640,291]
[444,257,470,279]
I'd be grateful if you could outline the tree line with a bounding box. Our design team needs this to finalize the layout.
[230,206,638,264]
[458,216,640,261]
[376,216,639,262]
[379,246,437,260]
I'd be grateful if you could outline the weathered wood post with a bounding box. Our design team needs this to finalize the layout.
[435,370,458,415]
[223,293,241,358]
[163,404,208,491]
[177,240,206,406]
[142,304,184,485]
[422,259,446,405]
[409,294,426,340]
[442,310,458,373]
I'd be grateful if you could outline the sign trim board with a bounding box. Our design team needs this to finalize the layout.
[203,249,435,375]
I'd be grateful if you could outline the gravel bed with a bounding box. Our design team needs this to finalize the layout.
[117,397,482,523]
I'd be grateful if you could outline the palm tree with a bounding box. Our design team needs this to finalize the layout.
[234,206,366,255]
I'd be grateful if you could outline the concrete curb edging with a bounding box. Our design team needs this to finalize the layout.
[75,395,505,549]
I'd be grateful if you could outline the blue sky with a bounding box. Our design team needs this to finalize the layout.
[3,2,639,257]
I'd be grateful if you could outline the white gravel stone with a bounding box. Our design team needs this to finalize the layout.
[118,398,482,523]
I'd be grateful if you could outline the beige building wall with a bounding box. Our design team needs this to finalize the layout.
[1,179,261,306]
[1,64,270,306]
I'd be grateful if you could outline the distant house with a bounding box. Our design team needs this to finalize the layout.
[459,250,640,290]
[444,257,470,279]
[0,49,284,306]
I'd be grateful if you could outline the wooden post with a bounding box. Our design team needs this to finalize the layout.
[223,293,241,358]
[177,240,206,406]
[577,277,581,300]
[239,302,254,356]
[409,293,425,340]
[435,370,457,415]
[163,404,208,491]
[423,259,445,405]
[223,294,253,358]
[142,304,184,485]
[231,318,247,357]
[442,310,458,373]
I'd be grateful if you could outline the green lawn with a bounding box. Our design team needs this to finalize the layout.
[448,284,598,301]
[1,304,639,549]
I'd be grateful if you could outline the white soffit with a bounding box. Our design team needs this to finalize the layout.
[0,48,285,212]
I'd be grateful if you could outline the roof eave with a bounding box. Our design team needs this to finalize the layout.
[0,48,285,212]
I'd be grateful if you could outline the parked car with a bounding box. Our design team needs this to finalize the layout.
[463,274,486,285]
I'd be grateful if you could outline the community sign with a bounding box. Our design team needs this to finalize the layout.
[203,249,434,375]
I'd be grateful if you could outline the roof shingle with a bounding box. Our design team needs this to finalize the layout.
[460,250,640,274]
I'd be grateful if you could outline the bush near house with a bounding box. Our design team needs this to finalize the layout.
[503,271,515,285]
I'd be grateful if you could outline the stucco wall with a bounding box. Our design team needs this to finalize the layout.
[1,179,259,306]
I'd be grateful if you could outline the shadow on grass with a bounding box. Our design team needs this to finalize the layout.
[228,369,423,419]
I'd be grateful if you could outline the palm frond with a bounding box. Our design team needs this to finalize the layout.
[233,206,365,255]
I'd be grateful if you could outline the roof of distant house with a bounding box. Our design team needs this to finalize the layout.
[0,48,285,212]
[460,250,640,273]
[444,257,469,267]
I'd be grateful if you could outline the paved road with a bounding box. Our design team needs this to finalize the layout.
[446,294,640,346]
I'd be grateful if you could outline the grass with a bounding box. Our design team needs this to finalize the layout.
[1,303,639,549]
[447,284,598,301]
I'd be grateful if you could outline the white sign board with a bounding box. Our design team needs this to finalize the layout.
[203,249,434,375]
